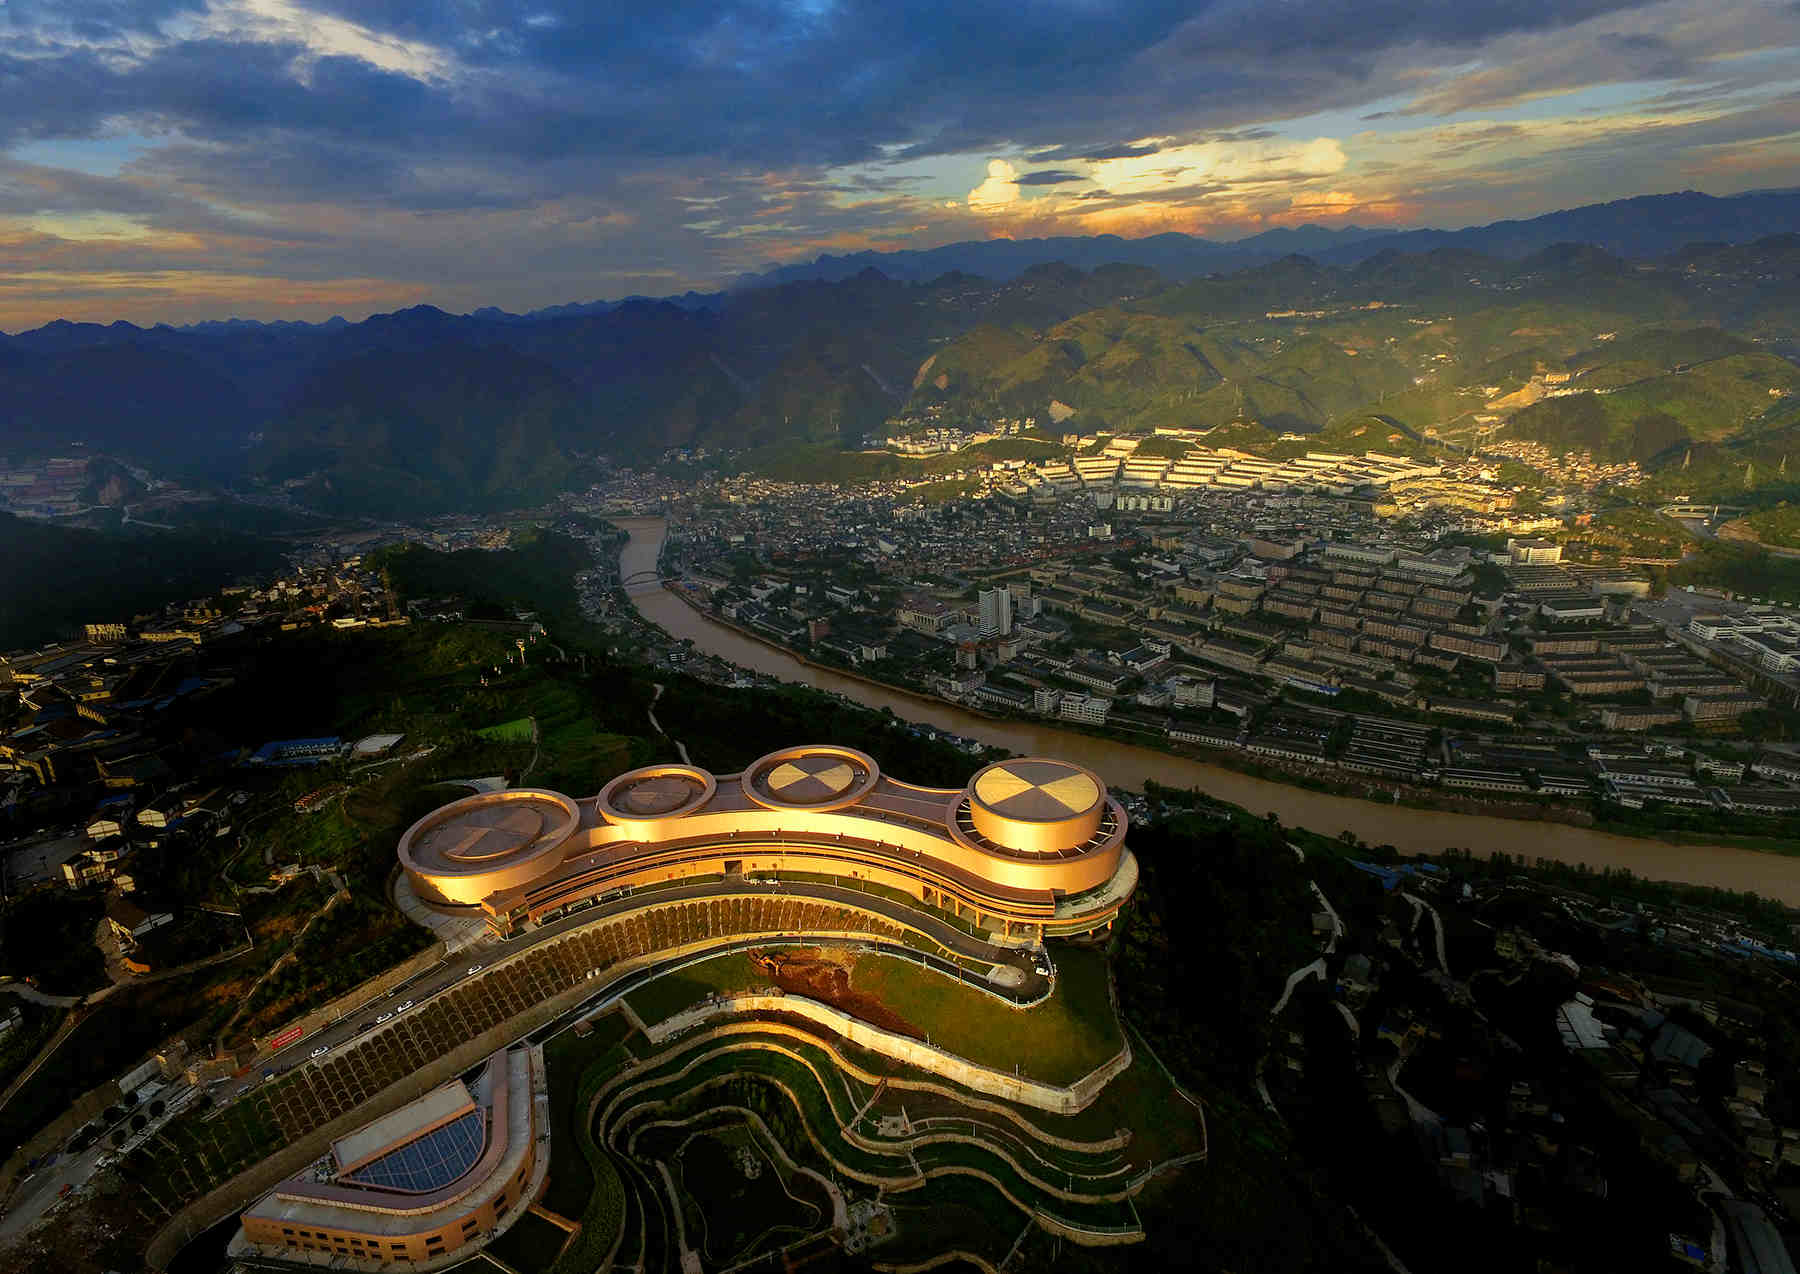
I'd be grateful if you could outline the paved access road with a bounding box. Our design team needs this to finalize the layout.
[1,831,86,890]
[7,874,1027,1235]
[217,875,1041,1105]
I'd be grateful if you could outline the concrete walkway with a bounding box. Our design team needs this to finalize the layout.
[391,875,490,952]
[519,717,542,784]
[648,683,692,765]
[1403,892,1450,976]
[1310,881,1343,955]
[1271,958,1327,1018]
[0,980,79,1008]
[1386,1055,1440,1127]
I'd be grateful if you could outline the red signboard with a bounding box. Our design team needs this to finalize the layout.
[269,1024,305,1052]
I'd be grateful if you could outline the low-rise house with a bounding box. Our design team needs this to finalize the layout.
[105,892,173,946]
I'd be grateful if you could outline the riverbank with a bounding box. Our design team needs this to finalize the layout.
[663,579,1008,723]
[616,517,1800,905]
[658,554,1750,840]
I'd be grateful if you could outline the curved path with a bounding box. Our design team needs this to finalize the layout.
[227,873,1045,1105]
[618,517,1800,904]
[0,981,79,1008]
[647,683,692,766]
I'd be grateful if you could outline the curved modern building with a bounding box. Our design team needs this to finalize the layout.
[237,1048,540,1267]
[398,746,1136,941]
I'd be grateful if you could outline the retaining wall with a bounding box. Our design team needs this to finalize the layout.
[147,911,933,1269]
[148,977,581,1271]
[0,1074,123,1205]
[647,993,1131,1114]
[631,1017,1130,1153]
[253,939,447,1057]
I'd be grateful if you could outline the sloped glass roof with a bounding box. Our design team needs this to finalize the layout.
[343,1110,485,1192]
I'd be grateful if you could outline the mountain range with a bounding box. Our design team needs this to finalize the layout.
[3,189,1800,516]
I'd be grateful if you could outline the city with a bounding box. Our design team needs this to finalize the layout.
[7,3,1800,1272]
[5,416,1800,1270]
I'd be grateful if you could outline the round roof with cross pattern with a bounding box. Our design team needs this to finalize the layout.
[962,757,1109,854]
[742,744,879,812]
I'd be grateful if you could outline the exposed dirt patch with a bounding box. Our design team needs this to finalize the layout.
[750,948,923,1040]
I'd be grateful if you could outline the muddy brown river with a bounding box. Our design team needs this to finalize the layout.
[618,517,1800,904]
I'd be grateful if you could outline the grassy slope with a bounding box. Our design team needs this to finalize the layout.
[0,513,284,650]
[1735,503,1800,548]
[624,945,1121,1086]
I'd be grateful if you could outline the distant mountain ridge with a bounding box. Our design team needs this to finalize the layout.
[730,189,1800,289]
[7,189,1800,343]
[4,189,1800,517]
[1309,189,1800,265]
[730,224,1396,289]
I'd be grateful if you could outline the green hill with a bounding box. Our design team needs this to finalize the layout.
[0,513,283,650]
[1507,351,1800,461]
[1729,504,1800,549]
[902,255,1796,469]
[258,344,587,516]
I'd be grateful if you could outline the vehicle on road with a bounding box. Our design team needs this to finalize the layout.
[309,1045,330,1059]
[375,1012,392,1024]
[466,964,484,976]
[396,1000,414,1012]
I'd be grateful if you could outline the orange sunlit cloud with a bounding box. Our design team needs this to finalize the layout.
[3,0,1800,323]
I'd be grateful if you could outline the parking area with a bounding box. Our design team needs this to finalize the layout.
[3,832,86,888]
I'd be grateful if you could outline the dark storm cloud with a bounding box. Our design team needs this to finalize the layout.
[1026,142,1167,163]
[2,0,1797,323]
[1161,0,1648,58]
[0,0,1684,179]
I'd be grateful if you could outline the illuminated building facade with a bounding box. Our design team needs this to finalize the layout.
[237,1049,539,1268]
[398,746,1136,941]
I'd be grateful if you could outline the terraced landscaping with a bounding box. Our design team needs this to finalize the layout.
[540,1014,637,1274]
[550,1006,1196,1271]
[625,941,1122,1086]
[657,1121,826,1266]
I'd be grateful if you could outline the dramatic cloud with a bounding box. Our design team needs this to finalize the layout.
[967,159,1020,211]
[0,0,1795,325]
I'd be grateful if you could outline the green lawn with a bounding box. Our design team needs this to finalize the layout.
[540,1014,635,1216]
[478,717,536,743]
[623,951,773,1026]
[540,1013,637,1274]
[851,943,1122,1085]
[877,1175,1031,1266]
[624,943,1123,1087]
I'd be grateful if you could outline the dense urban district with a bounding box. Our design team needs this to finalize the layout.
[0,481,1795,1274]
[6,200,1800,1273]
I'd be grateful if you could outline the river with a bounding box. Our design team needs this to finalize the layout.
[617,517,1800,904]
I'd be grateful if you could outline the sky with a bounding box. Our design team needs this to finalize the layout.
[2,0,1800,329]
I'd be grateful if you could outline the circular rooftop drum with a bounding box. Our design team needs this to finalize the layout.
[741,744,879,813]
[397,788,580,906]
[596,763,717,836]
[961,757,1109,855]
